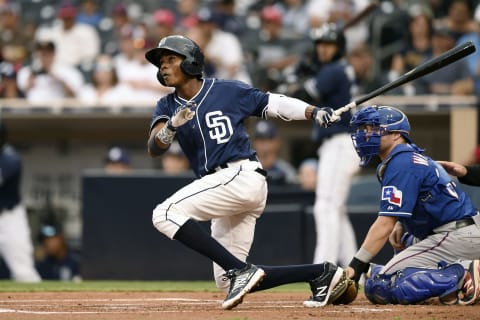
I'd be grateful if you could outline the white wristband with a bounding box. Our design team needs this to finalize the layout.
[354,247,374,263]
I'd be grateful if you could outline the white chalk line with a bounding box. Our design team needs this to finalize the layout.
[0,297,393,315]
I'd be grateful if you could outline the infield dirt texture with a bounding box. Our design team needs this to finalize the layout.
[0,291,478,320]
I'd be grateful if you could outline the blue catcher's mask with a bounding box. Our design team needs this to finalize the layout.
[350,105,412,166]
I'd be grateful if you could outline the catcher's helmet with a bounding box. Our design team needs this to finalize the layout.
[0,119,7,148]
[350,105,413,166]
[310,23,346,61]
[145,35,204,85]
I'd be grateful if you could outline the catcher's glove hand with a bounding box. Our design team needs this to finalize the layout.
[328,274,358,305]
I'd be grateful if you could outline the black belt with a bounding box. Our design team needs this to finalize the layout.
[455,217,475,229]
[208,155,267,177]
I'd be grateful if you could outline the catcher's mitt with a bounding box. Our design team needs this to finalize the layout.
[328,273,359,305]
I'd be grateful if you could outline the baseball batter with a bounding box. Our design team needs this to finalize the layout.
[346,105,480,305]
[0,120,41,282]
[145,35,347,309]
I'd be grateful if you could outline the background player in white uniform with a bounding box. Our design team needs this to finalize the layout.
[0,120,41,282]
[345,105,480,305]
[145,35,348,310]
[303,23,359,266]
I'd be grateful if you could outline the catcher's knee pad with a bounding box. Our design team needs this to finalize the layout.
[152,202,189,239]
[390,263,465,304]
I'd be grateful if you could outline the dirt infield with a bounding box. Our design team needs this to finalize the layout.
[0,291,479,320]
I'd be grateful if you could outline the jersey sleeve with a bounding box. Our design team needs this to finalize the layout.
[149,95,173,133]
[235,81,269,118]
[378,157,421,218]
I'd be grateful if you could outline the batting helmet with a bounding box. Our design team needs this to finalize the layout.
[350,105,413,166]
[310,23,346,61]
[145,35,204,85]
[0,119,7,148]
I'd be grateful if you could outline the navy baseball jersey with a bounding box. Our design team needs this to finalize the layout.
[0,145,21,211]
[309,60,354,142]
[150,78,269,177]
[376,144,478,239]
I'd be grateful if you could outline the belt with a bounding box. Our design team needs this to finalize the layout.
[455,217,475,229]
[208,155,267,177]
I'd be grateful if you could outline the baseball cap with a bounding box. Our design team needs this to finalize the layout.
[260,5,282,24]
[153,9,176,27]
[254,120,278,139]
[35,41,55,51]
[57,1,77,19]
[39,224,62,241]
[432,25,455,39]
[197,7,223,25]
[105,147,130,165]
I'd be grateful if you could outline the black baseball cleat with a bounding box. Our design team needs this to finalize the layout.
[303,262,347,307]
[221,263,266,310]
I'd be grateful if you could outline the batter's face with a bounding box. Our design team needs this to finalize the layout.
[158,52,189,86]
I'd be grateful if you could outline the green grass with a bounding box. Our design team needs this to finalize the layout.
[0,280,311,292]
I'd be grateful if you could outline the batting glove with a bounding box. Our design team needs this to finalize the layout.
[168,102,197,130]
[312,107,340,128]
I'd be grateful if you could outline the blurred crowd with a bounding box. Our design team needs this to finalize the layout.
[1,0,480,105]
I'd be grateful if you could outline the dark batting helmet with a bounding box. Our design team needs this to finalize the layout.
[145,35,204,85]
[0,119,7,148]
[310,23,346,61]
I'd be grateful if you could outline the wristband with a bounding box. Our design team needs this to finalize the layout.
[166,120,177,132]
[349,257,370,282]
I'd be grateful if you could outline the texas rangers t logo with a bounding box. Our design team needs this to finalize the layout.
[382,186,403,206]
[205,111,233,144]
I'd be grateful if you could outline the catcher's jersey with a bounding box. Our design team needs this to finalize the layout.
[376,144,478,239]
[150,78,269,177]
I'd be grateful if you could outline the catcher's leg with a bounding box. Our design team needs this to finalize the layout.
[365,263,465,305]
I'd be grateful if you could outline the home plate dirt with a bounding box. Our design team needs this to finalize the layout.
[0,292,478,320]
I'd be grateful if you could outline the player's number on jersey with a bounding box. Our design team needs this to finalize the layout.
[206,111,233,144]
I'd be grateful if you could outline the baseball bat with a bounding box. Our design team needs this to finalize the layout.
[341,1,379,32]
[335,41,476,116]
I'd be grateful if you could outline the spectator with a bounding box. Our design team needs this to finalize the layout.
[0,119,41,282]
[388,4,433,95]
[76,0,104,29]
[114,26,172,104]
[297,158,318,191]
[252,120,297,185]
[176,0,200,31]
[36,1,101,71]
[104,146,131,174]
[0,2,34,69]
[193,7,252,84]
[102,3,133,55]
[35,224,81,282]
[245,5,301,91]
[0,61,22,98]
[160,141,190,174]
[78,54,133,106]
[306,0,370,51]
[211,0,247,36]
[414,25,474,95]
[347,43,389,95]
[276,0,310,39]
[435,0,478,41]
[16,41,84,104]
[151,9,178,40]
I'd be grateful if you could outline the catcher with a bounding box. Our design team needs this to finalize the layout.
[338,105,480,305]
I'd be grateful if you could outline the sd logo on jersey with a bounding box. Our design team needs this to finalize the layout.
[382,186,403,206]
